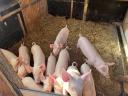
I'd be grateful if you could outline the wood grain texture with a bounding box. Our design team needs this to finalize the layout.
[0,71,16,96]
[19,0,48,32]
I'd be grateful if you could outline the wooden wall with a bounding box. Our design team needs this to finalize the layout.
[19,0,48,32]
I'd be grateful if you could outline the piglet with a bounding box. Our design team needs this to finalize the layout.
[22,77,44,92]
[80,63,96,96]
[54,46,70,77]
[31,42,46,83]
[18,43,31,79]
[61,62,91,96]
[0,48,20,72]
[77,34,115,78]
[50,25,69,56]
[43,52,56,92]
[52,47,70,94]
[46,52,56,76]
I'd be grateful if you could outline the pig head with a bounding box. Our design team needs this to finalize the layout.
[61,63,91,96]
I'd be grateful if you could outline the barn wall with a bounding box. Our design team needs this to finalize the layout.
[48,0,128,22]
[19,0,48,32]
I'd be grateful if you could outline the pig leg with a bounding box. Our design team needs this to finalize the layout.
[63,87,68,95]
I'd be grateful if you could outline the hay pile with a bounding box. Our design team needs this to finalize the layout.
[10,15,123,96]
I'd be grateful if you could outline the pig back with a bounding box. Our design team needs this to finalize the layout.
[77,36,100,64]
[81,63,96,96]
[46,53,56,75]
[54,25,69,45]
[19,44,30,65]
[31,43,45,66]
[55,48,70,77]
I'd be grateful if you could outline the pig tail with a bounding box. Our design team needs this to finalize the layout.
[32,42,36,45]
[72,62,78,67]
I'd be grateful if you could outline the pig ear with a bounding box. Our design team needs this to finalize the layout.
[81,70,91,81]
[61,69,71,82]
[106,62,115,66]
[50,44,54,49]
[39,64,46,72]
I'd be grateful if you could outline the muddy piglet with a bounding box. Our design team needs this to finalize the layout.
[31,42,46,83]
[80,63,96,96]
[50,25,69,56]
[61,62,91,96]
[77,34,115,78]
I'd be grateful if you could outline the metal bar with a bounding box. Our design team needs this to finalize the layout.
[70,0,74,18]
[0,0,41,21]
[48,0,84,3]
[83,0,89,21]
[116,24,127,75]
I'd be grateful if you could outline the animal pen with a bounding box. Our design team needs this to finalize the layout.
[0,0,128,96]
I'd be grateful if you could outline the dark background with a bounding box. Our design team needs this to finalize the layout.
[48,0,128,22]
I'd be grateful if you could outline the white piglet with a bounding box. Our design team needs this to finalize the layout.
[43,52,56,92]
[0,48,20,72]
[18,43,31,79]
[22,77,44,92]
[46,52,56,76]
[80,63,96,96]
[31,42,46,83]
[51,47,70,94]
[50,25,69,56]
[61,62,91,96]
[77,34,114,78]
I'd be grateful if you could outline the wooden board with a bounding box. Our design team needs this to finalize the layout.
[0,71,17,96]
[19,0,48,32]
[20,89,62,96]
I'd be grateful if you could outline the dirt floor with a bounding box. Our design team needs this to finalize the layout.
[9,15,124,96]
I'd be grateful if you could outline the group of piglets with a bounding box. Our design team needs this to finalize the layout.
[0,25,115,96]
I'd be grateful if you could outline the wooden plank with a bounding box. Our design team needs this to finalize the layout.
[19,0,48,32]
[0,71,17,96]
[0,50,24,95]
[0,0,41,21]
[20,89,63,96]
[83,0,89,21]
